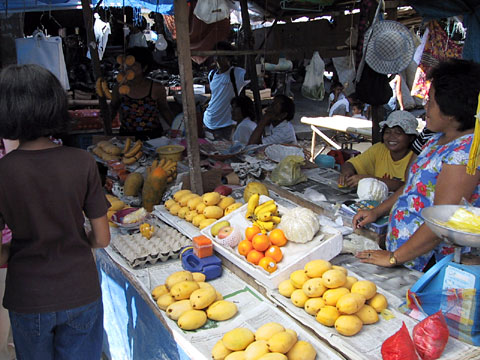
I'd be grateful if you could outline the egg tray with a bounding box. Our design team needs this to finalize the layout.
[111,226,191,268]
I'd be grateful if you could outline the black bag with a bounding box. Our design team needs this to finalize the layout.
[355,63,392,105]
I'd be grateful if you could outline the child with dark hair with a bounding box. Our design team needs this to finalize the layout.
[0,64,110,359]
[231,95,257,145]
[328,81,345,111]
[248,94,297,145]
[110,46,173,140]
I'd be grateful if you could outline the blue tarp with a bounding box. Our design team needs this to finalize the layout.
[0,0,174,13]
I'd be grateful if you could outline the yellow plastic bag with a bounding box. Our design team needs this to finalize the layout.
[439,208,480,234]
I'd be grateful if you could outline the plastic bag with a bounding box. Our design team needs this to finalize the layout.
[413,311,449,360]
[270,155,307,186]
[193,0,230,24]
[301,51,325,100]
[381,322,418,360]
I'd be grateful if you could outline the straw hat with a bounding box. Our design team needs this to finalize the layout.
[364,20,415,75]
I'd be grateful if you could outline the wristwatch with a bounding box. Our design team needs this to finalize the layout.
[389,252,398,266]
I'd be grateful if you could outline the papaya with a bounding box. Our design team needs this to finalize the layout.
[142,166,168,212]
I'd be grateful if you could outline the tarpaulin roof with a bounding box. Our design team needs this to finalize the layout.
[0,0,174,13]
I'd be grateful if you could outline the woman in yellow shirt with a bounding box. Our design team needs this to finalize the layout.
[338,110,418,191]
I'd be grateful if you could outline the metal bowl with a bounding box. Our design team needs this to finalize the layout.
[421,205,480,248]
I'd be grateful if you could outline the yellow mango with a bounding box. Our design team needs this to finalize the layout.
[170,280,200,300]
[164,198,177,210]
[197,281,215,290]
[255,322,285,341]
[322,269,347,288]
[355,304,379,324]
[179,193,198,207]
[203,205,224,219]
[304,297,326,315]
[151,284,168,300]
[290,270,310,288]
[165,299,193,321]
[304,259,332,278]
[302,277,327,297]
[351,280,377,300]
[367,293,388,312]
[218,196,235,210]
[222,328,255,351]
[336,293,366,314]
[334,315,363,336]
[224,202,243,215]
[267,330,297,354]
[290,289,309,308]
[177,206,189,219]
[192,214,207,227]
[322,287,350,306]
[258,354,287,360]
[244,340,269,360]
[173,189,191,201]
[192,272,206,282]
[169,203,182,216]
[286,340,316,360]
[177,309,207,330]
[316,305,340,327]
[184,210,197,222]
[187,196,203,211]
[196,202,207,214]
[199,218,217,229]
[344,276,358,290]
[165,270,193,290]
[190,287,217,309]
[202,192,221,206]
[156,293,175,311]
[206,300,237,321]
[225,352,246,360]
[212,339,232,360]
[278,279,296,298]
[332,265,348,276]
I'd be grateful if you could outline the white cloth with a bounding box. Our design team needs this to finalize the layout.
[352,114,367,119]
[93,15,110,60]
[15,33,70,90]
[328,92,345,111]
[232,117,256,145]
[203,66,248,130]
[262,120,297,145]
[329,97,350,117]
[193,0,230,24]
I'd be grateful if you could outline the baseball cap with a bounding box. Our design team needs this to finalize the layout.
[380,110,418,135]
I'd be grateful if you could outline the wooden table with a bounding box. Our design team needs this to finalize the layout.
[301,115,372,160]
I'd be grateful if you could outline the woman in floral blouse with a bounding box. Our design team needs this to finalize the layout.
[353,59,480,271]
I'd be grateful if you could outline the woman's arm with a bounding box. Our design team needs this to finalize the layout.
[87,215,110,248]
[338,162,357,186]
[358,164,480,266]
[2,139,19,153]
[153,83,174,126]
[248,114,271,145]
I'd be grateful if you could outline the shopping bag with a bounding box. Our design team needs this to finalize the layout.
[15,32,70,90]
[193,0,230,24]
[301,51,325,101]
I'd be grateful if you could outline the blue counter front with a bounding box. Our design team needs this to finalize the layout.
[96,249,191,360]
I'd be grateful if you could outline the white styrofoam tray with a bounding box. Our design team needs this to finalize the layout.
[201,195,343,290]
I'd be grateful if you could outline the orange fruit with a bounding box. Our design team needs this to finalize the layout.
[238,240,253,256]
[246,249,264,265]
[252,233,270,252]
[265,245,283,262]
[259,257,277,273]
[245,225,261,241]
[269,228,288,247]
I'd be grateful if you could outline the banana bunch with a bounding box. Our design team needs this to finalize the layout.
[148,159,177,183]
[245,194,281,233]
[122,139,143,165]
[95,77,112,100]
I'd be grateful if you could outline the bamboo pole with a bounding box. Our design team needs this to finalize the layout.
[173,0,203,194]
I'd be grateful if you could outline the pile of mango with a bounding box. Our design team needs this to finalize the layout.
[152,270,237,331]
[211,322,316,360]
[164,190,243,229]
[278,259,388,337]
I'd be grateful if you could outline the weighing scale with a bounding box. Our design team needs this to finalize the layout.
[409,205,480,344]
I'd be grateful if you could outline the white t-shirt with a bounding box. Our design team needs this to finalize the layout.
[232,117,257,145]
[328,92,345,111]
[262,120,297,145]
[203,67,248,130]
[329,97,350,117]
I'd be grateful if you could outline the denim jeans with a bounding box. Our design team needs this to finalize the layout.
[9,298,103,360]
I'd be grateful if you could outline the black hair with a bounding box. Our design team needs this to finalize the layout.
[330,81,343,92]
[275,94,295,121]
[0,64,70,141]
[427,59,480,131]
[231,95,256,122]
[214,41,235,62]
[126,46,154,73]
[351,101,364,110]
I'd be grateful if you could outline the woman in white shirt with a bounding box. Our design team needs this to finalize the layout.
[231,95,257,145]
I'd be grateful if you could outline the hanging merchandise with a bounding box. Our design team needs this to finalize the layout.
[193,0,230,24]
[87,13,111,60]
[155,34,168,51]
[411,20,463,101]
[15,31,70,90]
[301,51,325,101]
[332,56,356,96]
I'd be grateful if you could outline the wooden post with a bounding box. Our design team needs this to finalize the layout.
[80,0,112,135]
[371,105,384,144]
[239,0,263,123]
[174,0,203,194]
